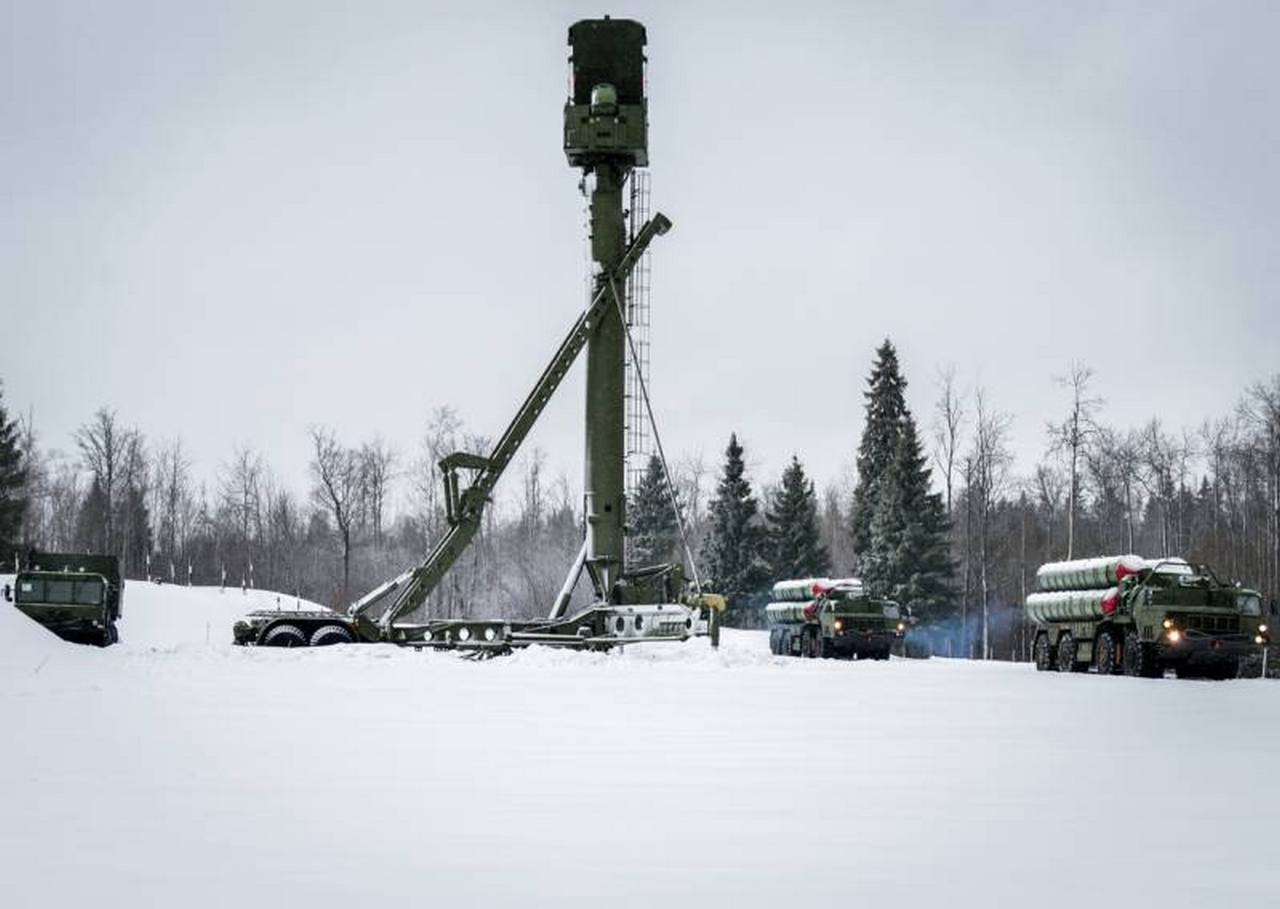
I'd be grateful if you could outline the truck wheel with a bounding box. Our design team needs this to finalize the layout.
[310,624,354,646]
[1094,630,1119,675]
[1207,659,1238,681]
[819,635,832,659]
[780,630,792,657]
[1056,633,1078,673]
[805,628,820,658]
[1033,633,1055,671]
[1122,631,1160,678]
[263,624,307,648]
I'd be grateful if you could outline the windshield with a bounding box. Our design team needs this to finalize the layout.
[75,579,105,605]
[1240,594,1261,617]
[15,576,103,606]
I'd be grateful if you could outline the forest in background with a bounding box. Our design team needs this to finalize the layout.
[3,349,1278,661]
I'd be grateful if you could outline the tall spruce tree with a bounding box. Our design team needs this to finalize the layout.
[851,340,908,555]
[0,384,27,549]
[629,454,679,566]
[764,456,830,579]
[892,417,954,613]
[850,340,955,616]
[701,433,767,625]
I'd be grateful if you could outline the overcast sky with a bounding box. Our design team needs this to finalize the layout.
[4,0,1278,511]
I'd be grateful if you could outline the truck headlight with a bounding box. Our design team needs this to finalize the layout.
[1167,629,1182,644]
[833,619,843,632]
[1162,618,1174,630]
[897,622,905,632]
[1256,635,1266,645]
[1260,624,1268,634]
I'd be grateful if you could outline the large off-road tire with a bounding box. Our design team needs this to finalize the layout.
[1206,659,1239,681]
[768,628,780,655]
[310,624,354,647]
[874,646,891,661]
[780,630,793,658]
[819,635,833,659]
[1123,630,1160,678]
[806,628,821,658]
[1033,633,1056,672]
[263,624,307,648]
[1056,633,1078,673]
[1095,630,1119,675]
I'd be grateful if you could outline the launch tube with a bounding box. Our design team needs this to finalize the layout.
[1025,587,1120,624]
[770,577,864,602]
[1035,555,1144,592]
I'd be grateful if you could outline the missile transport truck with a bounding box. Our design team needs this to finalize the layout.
[1026,555,1270,679]
[4,551,124,646]
[231,18,724,653]
[766,578,904,660]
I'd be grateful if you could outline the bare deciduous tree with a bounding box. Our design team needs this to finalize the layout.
[309,426,359,603]
[1047,362,1102,558]
[970,388,1012,660]
[932,364,967,518]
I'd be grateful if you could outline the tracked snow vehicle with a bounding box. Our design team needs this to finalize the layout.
[5,550,124,646]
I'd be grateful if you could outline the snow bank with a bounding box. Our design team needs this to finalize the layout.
[2,580,1278,909]
[0,573,66,666]
[116,581,329,649]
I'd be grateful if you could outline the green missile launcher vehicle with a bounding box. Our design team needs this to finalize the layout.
[1026,555,1271,679]
[232,17,725,653]
[4,550,124,647]
[766,577,905,660]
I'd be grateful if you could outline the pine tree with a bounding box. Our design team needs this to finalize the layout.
[0,384,28,549]
[629,454,679,566]
[893,417,954,615]
[851,340,908,555]
[701,433,767,625]
[764,456,830,579]
[850,340,955,616]
[862,452,906,596]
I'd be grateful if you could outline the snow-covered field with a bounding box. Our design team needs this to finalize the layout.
[2,578,1277,908]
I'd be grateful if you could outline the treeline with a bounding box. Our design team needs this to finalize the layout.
[2,351,1278,658]
[689,345,1280,661]
[3,400,586,618]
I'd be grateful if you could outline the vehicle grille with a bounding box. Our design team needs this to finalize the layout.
[1180,614,1240,634]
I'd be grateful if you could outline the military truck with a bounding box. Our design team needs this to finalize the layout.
[1026,555,1270,680]
[4,551,124,646]
[766,577,904,660]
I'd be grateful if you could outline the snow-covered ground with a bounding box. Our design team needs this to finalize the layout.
[2,578,1277,908]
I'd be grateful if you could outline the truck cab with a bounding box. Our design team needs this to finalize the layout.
[823,590,904,660]
[1129,559,1268,678]
[5,551,123,647]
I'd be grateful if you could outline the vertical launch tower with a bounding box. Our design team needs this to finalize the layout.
[232,17,724,651]
[564,17,650,595]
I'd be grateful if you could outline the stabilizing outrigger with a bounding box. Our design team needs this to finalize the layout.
[233,17,725,653]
